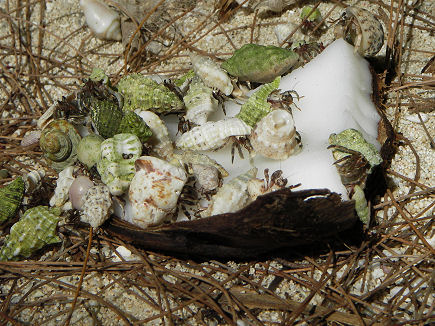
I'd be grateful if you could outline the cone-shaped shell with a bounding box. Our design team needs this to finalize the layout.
[221,44,299,83]
[236,77,280,127]
[118,111,152,143]
[117,74,183,113]
[80,0,122,41]
[39,120,81,172]
[0,177,25,224]
[80,185,113,228]
[250,109,301,160]
[0,206,61,261]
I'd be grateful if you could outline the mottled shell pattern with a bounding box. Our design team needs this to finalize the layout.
[183,77,219,125]
[237,77,280,127]
[39,119,81,172]
[49,166,76,208]
[80,185,113,228]
[0,176,25,224]
[0,206,61,261]
[251,109,301,160]
[175,117,252,151]
[189,53,233,96]
[127,156,187,228]
[135,110,174,160]
[97,133,142,195]
[339,6,384,57]
[221,44,300,83]
[117,74,184,113]
[202,168,257,217]
[77,133,104,168]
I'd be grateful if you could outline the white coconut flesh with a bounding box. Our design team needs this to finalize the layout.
[167,38,381,202]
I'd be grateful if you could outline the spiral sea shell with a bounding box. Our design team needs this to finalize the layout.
[175,117,252,151]
[337,6,384,57]
[0,206,62,261]
[237,77,280,127]
[250,109,301,160]
[39,119,81,172]
[189,53,233,96]
[80,0,122,41]
[126,156,187,228]
[0,176,25,224]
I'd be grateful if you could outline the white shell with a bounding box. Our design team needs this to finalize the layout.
[37,103,56,130]
[202,168,257,217]
[184,77,219,125]
[191,164,221,194]
[20,130,41,147]
[175,117,251,151]
[23,169,45,193]
[80,185,113,228]
[274,23,305,44]
[126,156,187,228]
[250,109,301,160]
[80,0,122,41]
[49,166,76,208]
[135,110,174,160]
[69,176,94,210]
[189,53,233,96]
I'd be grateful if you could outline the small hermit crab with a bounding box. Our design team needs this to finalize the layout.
[334,6,384,57]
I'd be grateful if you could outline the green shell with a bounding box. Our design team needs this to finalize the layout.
[329,128,382,171]
[0,206,61,261]
[221,44,300,83]
[118,111,152,143]
[39,120,81,172]
[89,67,110,85]
[89,98,124,139]
[352,185,370,225]
[236,77,280,127]
[77,133,105,169]
[173,69,195,88]
[97,133,142,195]
[300,6,322,22]
[0,177,25,224]
[117,74,184,113]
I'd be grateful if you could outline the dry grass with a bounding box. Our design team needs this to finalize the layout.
[0,0,434,325]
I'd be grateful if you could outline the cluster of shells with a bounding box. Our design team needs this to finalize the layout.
[1,3,386,261]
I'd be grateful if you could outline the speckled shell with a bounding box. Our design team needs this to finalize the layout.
[189,53,233,96]
[343,6,384,57]
[175,118,252,151]
[77,133,104,168]
[97,133,142,195]
[89,98,124,139]
[221,44,300,83]
[191,164,221,194]
[237,77,280,127]
[80,185,113,228]
[80,0,122,41]
[0,206,61,261]
[39,119,81,172]
[20,130,42,147]
[118,111,152,143]
[250,109,301,160]
[49,166,76,209]
[0,176,25,224]
[202,168,257,217]
[126,156,187,228]
[183,77,219,125]
[135,110,174,160]
[117,74,183,113]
